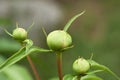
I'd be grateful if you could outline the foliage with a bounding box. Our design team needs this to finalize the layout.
[0,56,33,80]
[0,11,120,80]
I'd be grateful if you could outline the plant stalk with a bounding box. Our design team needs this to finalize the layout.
[56,52,63,80]
[27,55,41,80]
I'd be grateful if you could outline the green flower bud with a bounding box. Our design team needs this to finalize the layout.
[73,58,90,74]
[47,30,72,51]
[12,28,27,41]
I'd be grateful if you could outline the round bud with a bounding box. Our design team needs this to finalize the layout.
[47,30,72,51]
[73,58,90,74]
[12,28,27,41]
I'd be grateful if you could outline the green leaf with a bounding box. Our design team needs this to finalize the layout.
[0,56,33,80]
[88,59,120,80]
[49,77,59,80]
[3,65,33,80]
[0,38,21,53]
[0,39,51,72]
[63,74,74,80]
[63,74,103,80]
[81,75,103,80]
[63,10,85,32]
[0,47,26,72]
[86,70,103,75]
[63,74,79,80]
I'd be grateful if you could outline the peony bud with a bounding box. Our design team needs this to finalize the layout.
[47,30,72,51]
[73,58,90,74]
[12,28,27,41]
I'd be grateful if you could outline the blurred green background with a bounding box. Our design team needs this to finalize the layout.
[0,0,120,80]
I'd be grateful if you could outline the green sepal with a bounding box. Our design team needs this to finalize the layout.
[4,29,13,37]
[23,39,33,51]
[63,11,85,32]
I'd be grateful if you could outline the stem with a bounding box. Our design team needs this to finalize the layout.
[56,52,63,80]
[27,55,41,80]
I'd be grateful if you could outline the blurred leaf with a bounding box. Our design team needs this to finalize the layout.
[3,65,33,80]
[0,39,51,72]
[0,18,12,25]
[0,38,21,53]
[86,70,103,75]
[0,56,33,80]
[63,74,75,80]
[49,77,59,80]
[81,75,103,80]
[0,47,26,72]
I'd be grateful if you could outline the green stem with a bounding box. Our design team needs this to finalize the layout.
[27,55,41,80]
[56,52,63,80]
[22,41,41,80]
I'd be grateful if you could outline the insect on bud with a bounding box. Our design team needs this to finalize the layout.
[47,30,72,51]
[73,57,90,74]
[12,28,27,41]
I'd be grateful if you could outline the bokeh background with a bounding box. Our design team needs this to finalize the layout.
[0,0,120,80]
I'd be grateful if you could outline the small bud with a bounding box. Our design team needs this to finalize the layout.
[12,28,27,41]
[73,58,90,74]
[47,30,72,51]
